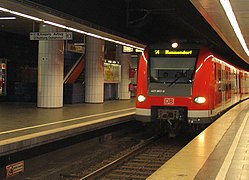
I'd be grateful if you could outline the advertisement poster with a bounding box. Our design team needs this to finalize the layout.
[0,59,6,96]
[104,63,121,83]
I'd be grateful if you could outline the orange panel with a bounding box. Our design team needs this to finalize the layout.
[66,60,84,84]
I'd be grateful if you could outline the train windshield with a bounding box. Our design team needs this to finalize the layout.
[150,57,196,83]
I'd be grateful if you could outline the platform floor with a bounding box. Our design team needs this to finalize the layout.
[0,99,135,156]
[148,99,249,180]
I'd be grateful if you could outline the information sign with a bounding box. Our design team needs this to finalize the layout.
[122,45,143,53]
[30,32,73,40]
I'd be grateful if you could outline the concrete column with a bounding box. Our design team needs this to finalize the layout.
[85,36,105,103]
[37,24,64,108]
[116,45,131,99]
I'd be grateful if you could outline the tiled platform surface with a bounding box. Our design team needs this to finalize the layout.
[148,99,249,180]
[0,99,135,156]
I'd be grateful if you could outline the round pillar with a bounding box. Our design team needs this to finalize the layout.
[85,36,105,103]
[37,24,64,108]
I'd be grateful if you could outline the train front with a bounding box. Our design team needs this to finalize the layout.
[136,42,204,128]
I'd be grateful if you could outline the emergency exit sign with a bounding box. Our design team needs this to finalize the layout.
[30,32,73,40]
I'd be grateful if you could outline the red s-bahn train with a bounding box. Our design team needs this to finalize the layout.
[136,42,249,128]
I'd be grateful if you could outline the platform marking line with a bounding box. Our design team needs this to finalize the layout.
[215,111,249,180]
[0,112,134,146]
[0,107,135,136]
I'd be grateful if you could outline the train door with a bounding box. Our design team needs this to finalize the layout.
[221,63,226,107]
[214,61,222,107]
[235,71,240,101]
[240,72,248,99]
[237,72,240,98]
[225,66,231,101]
[245,73,249,96]
[239,72,243,99]
[231,69,238,103]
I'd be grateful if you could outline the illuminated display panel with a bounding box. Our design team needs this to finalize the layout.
[149,49,199,57]
[122,46,134,53]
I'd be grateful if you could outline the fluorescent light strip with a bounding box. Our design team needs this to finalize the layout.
[43,21,144,50]
[43,20,69,30]
[0,17,16,20]
[0,6,144,51]
[87,32,144,50]
[220,0,249,56]
[0,7,42,21]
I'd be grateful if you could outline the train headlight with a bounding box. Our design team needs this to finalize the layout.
[194,96,206,104]
[138,95,146,102]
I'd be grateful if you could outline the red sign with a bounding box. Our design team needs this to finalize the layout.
[6,161,24,178]
[164,98,174,105]
[129,68,136,78]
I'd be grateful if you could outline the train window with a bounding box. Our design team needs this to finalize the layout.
[218,69,222,91]
[218,69,221,81]
[150,57,196,83]
[222,70,225,80]
[214,63,217,80]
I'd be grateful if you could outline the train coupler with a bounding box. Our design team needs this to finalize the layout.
[166,119,177,138]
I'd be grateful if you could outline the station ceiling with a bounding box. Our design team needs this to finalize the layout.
[0,0,249,69]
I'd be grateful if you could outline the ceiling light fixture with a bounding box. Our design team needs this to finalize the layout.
[0,6,145,51]
[171,42,178,48]
[220,0,249,56]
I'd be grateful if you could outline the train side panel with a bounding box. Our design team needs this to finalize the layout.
[188,47,214,123]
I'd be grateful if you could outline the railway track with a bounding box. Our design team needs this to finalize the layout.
[61,135,191,180]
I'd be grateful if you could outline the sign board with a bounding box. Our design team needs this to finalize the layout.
[122,45,143,53]
[67,43,85,54]
[6,161,24,178]
[30,32,73,40]
[135,48,143,53]
[122,46,134,53]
